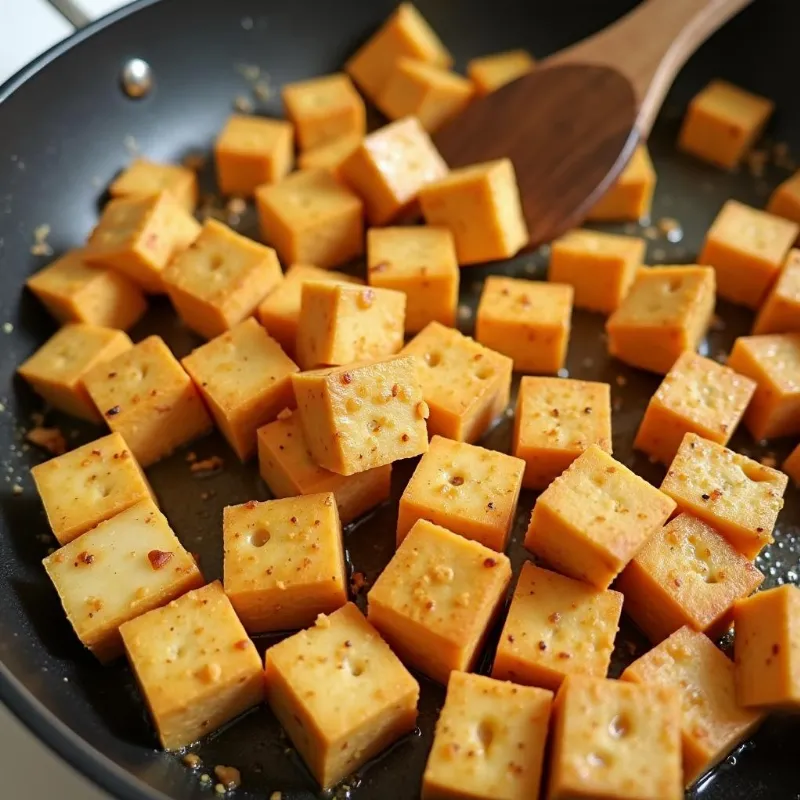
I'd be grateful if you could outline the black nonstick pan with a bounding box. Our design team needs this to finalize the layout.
[1,0,799,798]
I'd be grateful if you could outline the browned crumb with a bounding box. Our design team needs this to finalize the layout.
[234,95,254,114]
[186,451,197,463]
[277,408,293,421]
[747,149,768,178]
[11,484,23,496]
[350,571,368,594]
[761,454,778,468]
[236,63,260,82]
[191,456,224,474]
[254,80,272,102]
[226,197,247,219]
[31,224,53,257]
[642,225,659,240]
[182,753,202,768]
[214,765,242,790]
[26,426,67,456]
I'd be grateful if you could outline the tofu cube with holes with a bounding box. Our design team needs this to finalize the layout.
[214,114,294,196]
[549,229,646,314]
[754,248,800,334]
[699,200,798,308]
[548,676,683,800]
[257,410,391,524]
[26,249,148,331]
[256,168,364,269]
[661,433,787,560]
[367,226,459,333]
[43,499,203,662]
[476,276,573,374]
[17,323,132,423]
[419,159,528,265]
[785,444,800,484]
[402,322,513,443]
[727,333,800,440]
[734,585,800,710]
[83,336,212,468]
[85,192,201,293]
[345,2,452,103]
[368,519,512,684]
[120,581,263,750]
[767,169,800,228]
[265,602,419,788]
[161,219,282,340]
[678,79,774,170]
[622,626,764,786]
[223,493,346,633]
[297,133,362,181]
[377,58,473,132]
[291,356,428,475]
[109,158,198,212]
[615,514,764,645]
[513,377,612,490]
[397,435,524,551]
[525,445,676,589]
[586,144,657,222]
[467,49,535,96]
[422,671,552,800]
[257,264,362,356]
[634,352,756,466]
[31,432,154,546]
[181,319,298,461]
[341,117,448,225]
[606,266,716,374]
[282,73,365,152]
[296,282,405,370]
[492,562,622,691]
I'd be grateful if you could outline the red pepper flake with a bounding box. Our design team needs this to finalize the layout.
[91,449,102,456]
[557,651,571,660]
[76,551,94,565]
[507,634,515,643]
[401,433,409,442]
[551,408,559,418]
[701,493,710,501]
[538,640,547,651]
[105,406,121,417]
[757,527,764,533]
[548,612,561,624]
[234,639,250,650]
[290,516,298,524]
[244,500,258,509]
[341,372,352,385]
[584,407,592,414]
[148,550,173,569]
[344,640,352,648]
[483,558,497,568]
[391,384,399,397]
[772,643,781,655]
[25,426,67,456]
[487,502,495,510]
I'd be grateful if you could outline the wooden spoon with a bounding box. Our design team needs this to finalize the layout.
[434,0,754,247]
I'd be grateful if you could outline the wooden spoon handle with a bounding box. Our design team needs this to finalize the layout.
[547,0,754,134]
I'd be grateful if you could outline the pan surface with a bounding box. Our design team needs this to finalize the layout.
[0,1,799,798]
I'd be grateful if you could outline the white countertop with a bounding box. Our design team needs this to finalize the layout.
[1,3,132,799]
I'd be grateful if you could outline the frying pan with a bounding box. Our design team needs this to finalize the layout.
[0,0,798,798]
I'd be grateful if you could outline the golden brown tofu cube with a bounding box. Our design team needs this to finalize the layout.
[109,158,198,212]
[297,133,362,181]
[467,49,535,96]
[586,144,656,223]
[753,248,800,335]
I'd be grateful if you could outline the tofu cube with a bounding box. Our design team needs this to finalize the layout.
[345,2,452,103]
[83,336,213,468]
[492,562,622,691]
[660,433,787,560]
[753,248,800,334]
[785,443,800,485]
[699,200,798,308]
[467,49,535,96]
[120,581,264,750]
[43,498,203,662]
[727,333,800,440]
[264,602,419,788]
[606,266,716,374]
[341,116,448,225]
[181,319,298,461]
[418,158,528,265]
[377,58,473,133]
[214,114,294,197]
[26,249,148,331]
[524,445,676,589]
[586,144,657,222]
[621,626,763,785]
[616,514,764,644]
[18,323,132,422]
[634,351,756,466]
[513,376,612,490]
[367,519,512,684]
[297,133,362,181]
[549,228,646,314]
[296,281,406,370]
[367,226,459,333]
[282,73,365,152]
[291,356,428,475]
[678,79,774,170]
[734,585,800,710]
[397,435,524,551]
[767,168,800,228]
[548,676,683,800]
[109,158,198,212]
[476,276,573,374]
[402,322,513,443]
[223,493,347,632]
[257,263,362,356]
[31,432,154,546]
[257,410,391,524]
[85,192,201,293]
[422,672,552,800]
[162,219,282,340]
[256,168,364,269]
